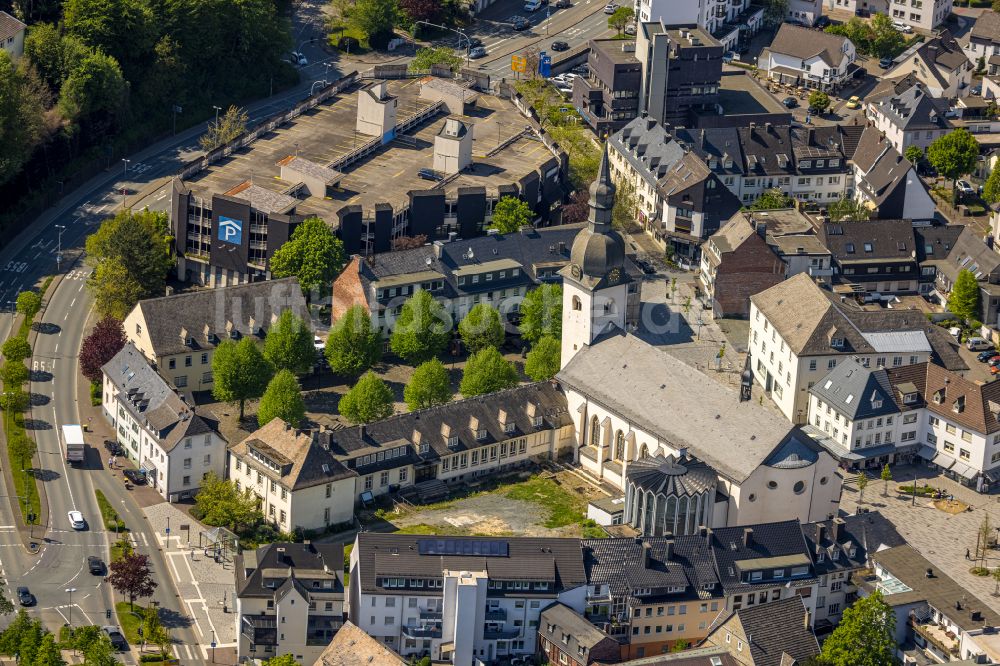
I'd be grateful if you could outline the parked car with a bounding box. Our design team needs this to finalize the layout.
[971,85,983,96]
[467,37,483,48]
[845,95,861,109]
[968,337,992,351]
[16,587,34,607]
[722,51,737,63]
[782,96,798,108]
[603,2,616,12]
[103,627,128,652]
[624,22,636,34]
[524,0,542,11]
[88,556,105,575]
[957,180,975,196]
[68,510,86,530]
[987,355,1000,367]
[879,56,893,69]
[551,40,569,51]
[555,0,571,6]
[124,469,146,485]
[978,350,998,362]
[892,20,912,32]
[512,16,529,30]
[469,46,487,59]
[572,64,589,75]
[990,363,1000,375]
[103,439,125,456]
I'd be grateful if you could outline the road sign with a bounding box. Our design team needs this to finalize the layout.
[511,55,527,73]
[165,527,171,535]
[539,51,551,78]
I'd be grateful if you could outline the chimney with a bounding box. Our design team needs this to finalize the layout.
[804,608,812,630]
[756,220,767,240]
[642,542,653,568]
[412,429,422,447]
[359,424,366,440]
[664,541,673,560]
[705,527,713,545]
[743,528,754,547]
[816,523,826,546]
[831,517,843,542]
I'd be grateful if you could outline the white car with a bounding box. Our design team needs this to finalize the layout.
[892,21,913,33]
[68,510,85,530]
[603,2,616,13]
[957,180,975,196]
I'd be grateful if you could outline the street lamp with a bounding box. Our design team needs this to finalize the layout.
[212,105,222,126]
[65,588,76,627]
[121,159,131,210]
[55,224,65,271]
[210,629,216,663]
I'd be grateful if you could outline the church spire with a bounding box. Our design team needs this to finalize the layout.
[588,142,615,232]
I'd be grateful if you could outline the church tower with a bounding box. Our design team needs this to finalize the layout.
[559,143,631,369]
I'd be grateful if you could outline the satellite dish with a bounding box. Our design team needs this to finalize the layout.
[468,248,475,259]
[425,256,432,266]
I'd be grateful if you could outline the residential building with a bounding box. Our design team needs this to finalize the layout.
[819,218,921,295]
[573,39,642,135]
[607,118,743,260]
[122,278,307,391]
[317,621,407,666]
[633,0,763,51]
[865,76,953,152]
[748,273,965,424]
[759,24,857,91]
[537,604,623,665]
[824,0,952,31]
[859,545,1000,663]
[227,420,358,533]
[702,596,820,666]
[635,23,724,127]
[331,224,640,333]
[0,11,25,61]
[914,223,963,295]
[851,127,936,221]
[725,209,833,280]
[965,11,1000,77]
[101,343,226,501]
[348,533,589,664]
[886,32,973,98]
[929,225,1000,328]
[235,542,345,663]
[699,217,785,318]
[786,0,824,24]
[801,513,906,627]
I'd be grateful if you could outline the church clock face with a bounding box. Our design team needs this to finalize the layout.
[608,267,622,283]
[571,264,582,279]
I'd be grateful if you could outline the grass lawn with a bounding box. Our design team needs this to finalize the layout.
[396,523,514,536]
[6,412,40,525]
[95,489,128,533]
[116,602,149,644]
[502,476,585,528]
[326,26,371,54]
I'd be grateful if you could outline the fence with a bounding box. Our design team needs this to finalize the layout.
[177,71,360,181]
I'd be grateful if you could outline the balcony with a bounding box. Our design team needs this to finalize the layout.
[241,615,277,647]
[420,609,443,620]
[485,608,507,621]
[484,628,521,640]
[403,626,443,639]
[910,618,960,658]
[306,616,343,646]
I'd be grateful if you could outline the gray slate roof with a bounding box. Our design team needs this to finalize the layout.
[556,332,818,482]
[809,358,898,420]
[538,603,616,656]
[134,278,306,357]
[716,596,820,666]
[819,218,915,262]
[235,541,345,598]
[870,80,952,131]
[764,23,852,68]
[801,512,905,577]
[971,11,1000,46]
[102,343,219,451]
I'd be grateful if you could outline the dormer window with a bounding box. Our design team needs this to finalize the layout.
[419,442,429,454]
[504,421,515,434]
[800,160,811,168]
[934,389,946,404]
[903,392,918,404]
[724,158,733,169]
[831,337,844,348]
[448,435,459,448]
[845,243,855,254]
[476,428,487,441]
[871,393,883,409]
[863,243,873,253]
[954,395,966,413]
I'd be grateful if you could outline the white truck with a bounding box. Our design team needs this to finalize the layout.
[62,424,85,465]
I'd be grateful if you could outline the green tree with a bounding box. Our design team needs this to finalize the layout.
[346,0,399,47]
[607,6,634,34]
[194,472,263,533]
[199,105,248,151]
[459,303,505,353]
[257,369,306,428]
[827,196,871,222]
[58,50,127,123]
[63,0,156,81]
[808,90,830,113]
[0,578,14,617]
[820,590,895,666]
[904,144,924,166]
[868,13,905,59]
[519,284,562,343]
[460,347,519,397]
[992,566,1000,595]
[490,196,533,234]
[326,305,382,378]
[16,619,42,666]
[927,128,981,202]
[269,216,346,298]
[389,290,451,363]
[763,0,789,26]
[2,337,31,363]
[0,610,33,656]
[212,338,274,420]
[142,606,170,655]
[403,358,452,411]
[15,291,42,321]
[749,188,793,210]
[0,52,44,188]
[263,310,315,375]
[0,390,29,413]
[31,632,62,666]
[984,165,1000,205]
[8,434,37,471]
[339,371,394,423]
[611,179,638,232]
[409,46,462,72]
[948,268,981,322]
[85,209,173,304]
[24,24,80,93]
[81,634,116,666]
[90,260,144,320]
[856,472,868,504]
[263,655,299,666]
[994,0,1000,14]
[524,335,560,381]
[1,361,29,387]
[880,464,892,496]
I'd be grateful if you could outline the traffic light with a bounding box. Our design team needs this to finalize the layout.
[106,610,112,620]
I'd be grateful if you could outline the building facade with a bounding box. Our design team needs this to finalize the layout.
[636,24,724,127]
[0,12,25,61]
[760,24,857,91]
[699,217,786,318]
[572,39,643,135]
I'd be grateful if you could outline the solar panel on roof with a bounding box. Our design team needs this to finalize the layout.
[417,538,509,557]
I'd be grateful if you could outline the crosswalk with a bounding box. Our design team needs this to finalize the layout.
[174,643,201,661]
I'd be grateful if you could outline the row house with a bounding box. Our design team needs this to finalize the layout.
[235,542,345,663]
[331,224,641,333]
[702,596,819,666]
[965,11,1000,78]
[818,219,922,296]
[930,225,1000,329]
[699,217,785,318]
[101,343,227,502]
[748,273,966,424]
[851,127,936,222]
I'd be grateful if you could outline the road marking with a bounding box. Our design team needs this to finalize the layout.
[70,298,76,308]
[52,404,76,508]
[54,343,58,353]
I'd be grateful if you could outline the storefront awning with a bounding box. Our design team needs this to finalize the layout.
[917,445,936,460]
[952,462,978,480]
[932,452,955,470]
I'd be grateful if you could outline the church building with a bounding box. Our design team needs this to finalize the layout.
[557,146,842,534]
